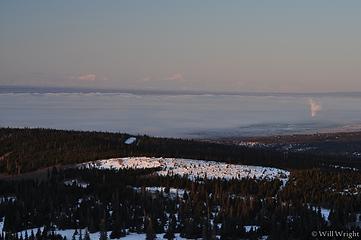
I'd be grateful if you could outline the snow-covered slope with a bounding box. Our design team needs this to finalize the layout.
[79,157,289,182]
[14,227,186,240]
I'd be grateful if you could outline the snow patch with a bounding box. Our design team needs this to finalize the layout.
[124,137,137,145]
[64,179,89,188]
[79,157,290,182]
[0,196,16,203]
[244,225,260,232]
[133,186,187,199]
[310,206,331,222]
[0,217,3,232]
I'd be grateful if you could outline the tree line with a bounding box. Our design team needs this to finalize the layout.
[1,128,360,175]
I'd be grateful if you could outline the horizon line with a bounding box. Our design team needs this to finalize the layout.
[1,84,361,96]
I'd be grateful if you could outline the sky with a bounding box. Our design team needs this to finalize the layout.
[0,0,360,92]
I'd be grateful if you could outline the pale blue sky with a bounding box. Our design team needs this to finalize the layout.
[1,1,360,92]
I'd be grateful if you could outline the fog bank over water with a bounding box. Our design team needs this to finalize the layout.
[1,87,361,138]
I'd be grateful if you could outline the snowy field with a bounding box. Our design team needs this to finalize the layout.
[1,225,186,240]
[5,227,267,240]
[56,231,187,240]
[79,157,289,182]
[1,222,265,240]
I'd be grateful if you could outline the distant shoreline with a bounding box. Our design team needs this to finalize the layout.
[2,85,361,97]
[216,129,361,144]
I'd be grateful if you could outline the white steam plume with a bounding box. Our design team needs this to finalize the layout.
[308,98,322,117]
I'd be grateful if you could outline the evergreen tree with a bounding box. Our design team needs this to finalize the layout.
[78,229,82,240]
[146,218,156,240]
[83,230,90,240]
[163,215,175,240]
[71,231,76,240]
[99,219,108,240]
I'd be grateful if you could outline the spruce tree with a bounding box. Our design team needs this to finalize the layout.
[71,231,76,240]
[163,215,175,240]
[146,218,156,240]
[99,219,108,240]
[83,230,91,240]
[78,229,82,240]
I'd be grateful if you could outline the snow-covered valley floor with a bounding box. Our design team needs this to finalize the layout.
[79,157,289,183]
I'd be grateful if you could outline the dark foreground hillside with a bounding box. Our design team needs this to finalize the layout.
[0,166,360,239]
[0,128,360,239]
